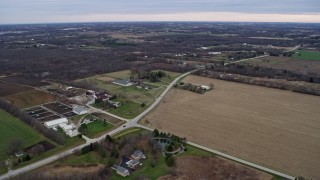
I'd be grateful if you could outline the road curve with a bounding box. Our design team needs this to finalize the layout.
[0,68,295,180]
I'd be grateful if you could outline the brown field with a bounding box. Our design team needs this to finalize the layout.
[244,56,320,74]
[4,90,57,109]
[96,76,115,82]
[159,156,272,180]
[142,75,320,179]
[0,81,33,96]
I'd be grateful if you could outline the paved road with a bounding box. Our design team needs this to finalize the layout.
[224,54,269,65]
[224,45,300,66]
[0,68,295,180]
[0,70,193,180]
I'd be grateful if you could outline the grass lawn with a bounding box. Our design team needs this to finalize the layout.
[181,144,215,157]
[0,109,44,162]
[110,155,169,180]
[104,70,131,79]
[292,50,320,61]
[4,90,56,109]
[86,120,114,138]
[107,100,147,119]
[69,114,87,124]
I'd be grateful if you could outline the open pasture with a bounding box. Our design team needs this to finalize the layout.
[142,75,320,179]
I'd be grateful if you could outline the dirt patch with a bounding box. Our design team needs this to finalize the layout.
[0,81,33,97]
[96,76,115,82]
[25,141,55,156]
[159,156,272,180]
[4,90,57,109]
[1,76,49,87]
[143,75,320,179]
[31,164,105,178]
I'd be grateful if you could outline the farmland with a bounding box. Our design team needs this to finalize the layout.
[243,56,320,74]
[292,50,320,61]
[4,90,57,109]
[0,109,44,162]
[142,75,320,179]
[0,81,33,97]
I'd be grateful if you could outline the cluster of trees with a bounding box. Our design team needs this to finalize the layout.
[0,99,64,145]
[130,69,166,82]
[153,129,187,167]
[175,82,212,94]
[206,63,320,83]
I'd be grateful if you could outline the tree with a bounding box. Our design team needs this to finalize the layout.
[153,129,159,137]
[78,124,88,135]
[141,103,146,107]
[165,155,175,167]
[7,138,23,155]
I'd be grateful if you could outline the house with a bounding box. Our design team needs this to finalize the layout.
[58,123,73,132]
[127,159,139,169]
[115,166,129,177]
[131,150,145,160]
[15,152,24,158]
[93,92,110,102]
[201,85,210,90]
[113,79,133,87]
[208,52,222,55]
[73,106,88,115]
[44,118,68,128]
[108,100,121,108]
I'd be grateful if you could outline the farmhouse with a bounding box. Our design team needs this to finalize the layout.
[127,159,139,169]
[73,106,87,115]
[201,85,210,90]
[93,92,110,102]
[112,165,129,177]
[113,79,133,87]
[44,118,68,128]
[131,150,145,160]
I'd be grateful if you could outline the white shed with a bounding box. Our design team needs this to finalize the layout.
[44,118,68,128]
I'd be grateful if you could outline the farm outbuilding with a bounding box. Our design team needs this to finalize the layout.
[44,118,68,128]
[113,79,133,87]
[73,106,88,115]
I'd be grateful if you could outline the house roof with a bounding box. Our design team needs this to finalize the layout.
[133,150,143,156]
[58,123,73,131]
[128,159,139,166]
[117,166,129,174]
[44,118,68,127]
[73,106,87,113]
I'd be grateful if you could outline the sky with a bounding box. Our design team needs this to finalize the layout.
[0,0,319,24]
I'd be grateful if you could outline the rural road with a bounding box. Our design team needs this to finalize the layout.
[224,45,300,66]
[0,68,295,180]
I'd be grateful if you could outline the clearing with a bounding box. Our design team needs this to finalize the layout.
[4,90,57,109]
[0,109,44,162]
[292,50,320,61]
[142,75,320,179]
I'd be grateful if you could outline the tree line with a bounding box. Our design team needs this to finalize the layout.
[0,99,64,145]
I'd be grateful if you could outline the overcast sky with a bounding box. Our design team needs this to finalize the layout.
[0,0,319,24]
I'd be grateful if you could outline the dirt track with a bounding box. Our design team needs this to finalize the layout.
[143,75,320,179]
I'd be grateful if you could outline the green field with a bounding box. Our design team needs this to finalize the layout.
[107,100,147,119]
[293,50,320,61]
[0,109,44,162]
[61,151,106,165]
[86,120,114,138]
